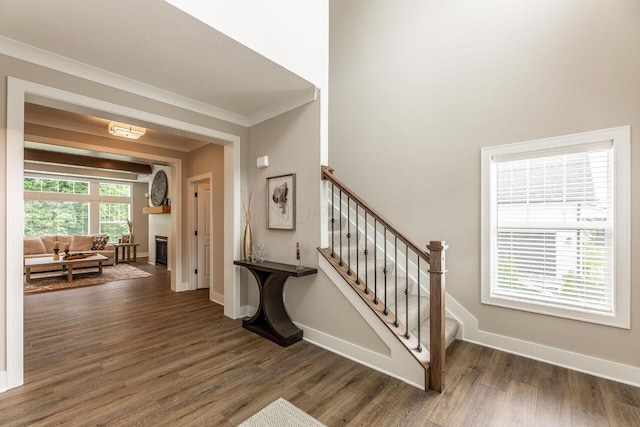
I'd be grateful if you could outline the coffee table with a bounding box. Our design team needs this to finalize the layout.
[24,254,108,283]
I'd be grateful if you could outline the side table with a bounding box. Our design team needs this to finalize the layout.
[113,243,140,264]
[234,260,317,347]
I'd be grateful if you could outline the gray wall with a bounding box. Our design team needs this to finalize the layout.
[329,0,640,367]
[248,101,389,354]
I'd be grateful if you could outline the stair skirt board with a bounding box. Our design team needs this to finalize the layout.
[324,201,461,390]
[319,246,458,349]
[323,229,461,349]
[294,318,427,390]
[318,254,428,390]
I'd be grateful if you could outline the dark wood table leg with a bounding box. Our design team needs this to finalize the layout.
[242,270,303,347]
[133,246,137,263]
[67,265,73,282]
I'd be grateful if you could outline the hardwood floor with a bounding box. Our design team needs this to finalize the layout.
[1,261,639,426]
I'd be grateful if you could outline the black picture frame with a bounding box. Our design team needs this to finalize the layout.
[267,173,296,230]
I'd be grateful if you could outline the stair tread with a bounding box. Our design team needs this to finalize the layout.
[319,245,458,391]
[411,317,459,351]
[324,245,458,349]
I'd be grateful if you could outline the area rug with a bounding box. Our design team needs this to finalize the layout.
[24,263,153,294]
[238,398,325,427]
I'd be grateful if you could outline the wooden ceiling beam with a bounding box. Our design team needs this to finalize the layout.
[24,148,152,175]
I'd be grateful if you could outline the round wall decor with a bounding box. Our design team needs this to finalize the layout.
[150,170,168,206]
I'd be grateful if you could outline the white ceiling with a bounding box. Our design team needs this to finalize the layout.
[0,0,314,119]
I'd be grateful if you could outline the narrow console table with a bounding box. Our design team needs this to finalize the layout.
[234,260,317,347]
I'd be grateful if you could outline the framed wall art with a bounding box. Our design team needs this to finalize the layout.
[267,173,296,230]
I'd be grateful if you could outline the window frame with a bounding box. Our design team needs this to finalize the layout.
[481,126,630,328]
[98,183,132,242]
[24,175,134,242]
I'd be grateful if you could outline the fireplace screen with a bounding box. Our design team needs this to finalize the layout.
[155,236,168,268]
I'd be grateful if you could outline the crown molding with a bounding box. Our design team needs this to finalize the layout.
[0,36,318,127]
[247,86,318,127]
[0,35,250,126]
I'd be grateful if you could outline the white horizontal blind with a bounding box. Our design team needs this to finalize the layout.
[492,142,614,314]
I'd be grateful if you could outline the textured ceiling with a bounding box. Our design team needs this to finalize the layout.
[0,0,313,117]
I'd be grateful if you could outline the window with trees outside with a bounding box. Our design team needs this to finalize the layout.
[24,177,90,236]
[99,183,131,238]
[481,127,630,328]
[24,177,89,194]
[25,200,89,236]
[24,177,133,243]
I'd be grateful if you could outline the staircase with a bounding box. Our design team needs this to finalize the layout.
[318,166,460,392]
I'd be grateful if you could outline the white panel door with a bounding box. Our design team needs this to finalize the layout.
[196,182,211,289]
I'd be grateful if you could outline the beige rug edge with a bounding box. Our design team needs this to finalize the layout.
[238,398,325,427]
[24,263,153,294]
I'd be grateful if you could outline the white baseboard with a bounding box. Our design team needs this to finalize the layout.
[419,269,640,386]
[318,252,640,388]
[295,321,423,390]
[0,371,7,393]
[318,255,427,389]
[137,251,149,258]
[210,291,224,306]
[238,305,257,319]
[464,325,640,388]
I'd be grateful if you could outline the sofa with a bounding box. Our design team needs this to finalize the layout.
[24,234,115,273]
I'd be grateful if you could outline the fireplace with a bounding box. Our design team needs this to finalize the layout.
[155,236,168,268]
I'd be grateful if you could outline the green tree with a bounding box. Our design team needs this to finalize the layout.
[24,201,89,236]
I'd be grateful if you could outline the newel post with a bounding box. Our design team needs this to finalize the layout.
[428,240,447,392]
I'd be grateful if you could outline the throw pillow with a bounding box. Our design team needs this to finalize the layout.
[23,237,46,255]
[92,235,109,250]
[40,235,60,253]
[71,235,95,251]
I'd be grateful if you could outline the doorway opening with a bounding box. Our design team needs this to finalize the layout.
[5,77,243,391]
[188,173,220,303]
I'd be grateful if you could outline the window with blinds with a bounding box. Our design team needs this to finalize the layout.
[481,127,630,328]
[494,145,613,313]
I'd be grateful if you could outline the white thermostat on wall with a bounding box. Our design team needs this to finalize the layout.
[256,156,269,168]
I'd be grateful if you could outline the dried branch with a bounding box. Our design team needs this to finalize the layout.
[242,187,253,225]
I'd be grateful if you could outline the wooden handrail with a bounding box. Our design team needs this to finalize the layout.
[322,165,430,264]
[321,165,449,392]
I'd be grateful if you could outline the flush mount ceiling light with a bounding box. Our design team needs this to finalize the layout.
[108,121,146,140]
